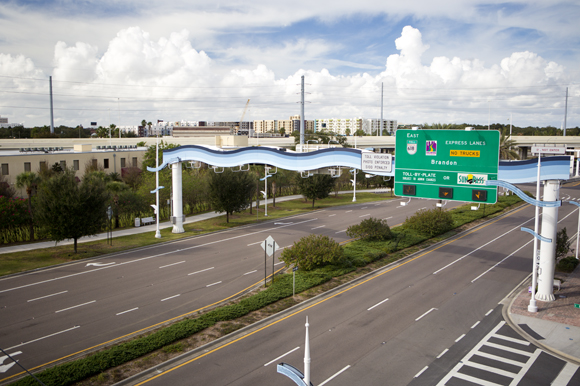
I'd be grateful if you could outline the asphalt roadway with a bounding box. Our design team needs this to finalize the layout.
[118,183,580,386]
[0,194,464,383]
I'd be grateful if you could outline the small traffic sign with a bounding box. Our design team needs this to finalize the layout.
[575,303,580,309]
[261,235,280,257]
[293,266,299,272]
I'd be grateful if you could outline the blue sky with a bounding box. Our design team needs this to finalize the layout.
[0,0,579,128]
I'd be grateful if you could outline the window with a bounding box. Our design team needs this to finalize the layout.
[60,160,66,170]
[104,159,109,169]
[120,158,126,168]
[40,161,47,171]
[132,157,138,167]
[24,162,31,172]
[1,164,8,176]
[73,160,79,171]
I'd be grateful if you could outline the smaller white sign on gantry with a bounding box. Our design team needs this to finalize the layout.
[361,153,392,173]
[531,145,566,155]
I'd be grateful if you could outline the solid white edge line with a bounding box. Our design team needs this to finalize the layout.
[414,366,429,378]
[471,241,532,283]
[159,261,185,269]
[28,290,68,302]
[161,294,180,302]
[437,349,449,359]
[335,230,347,234]
[247,241,263,246]
[263,347,300,366]
[367,298,389,311]
[116,307,139,316]
[206,281,222,287]
[319,365,351,386]
[188,267,214,276]
[244,270,257,275]
[415,307,437,321]
[5,326,81,351]
[55,300,96,313]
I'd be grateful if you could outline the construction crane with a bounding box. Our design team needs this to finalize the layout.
[236,99,250,134]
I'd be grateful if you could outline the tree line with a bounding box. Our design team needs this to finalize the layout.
[0,141,391,250]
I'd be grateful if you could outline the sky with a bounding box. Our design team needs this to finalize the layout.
[0,0,579,129]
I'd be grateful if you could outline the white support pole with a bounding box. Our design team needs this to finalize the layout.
[172,162,184,233]
[264,168,268,217]
[536,180,560,301]
[155,136,161,239]
[304,316,311,385]
[528,155,541,312]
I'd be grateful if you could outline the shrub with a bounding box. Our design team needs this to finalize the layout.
[556,256,579,273]
[555,227,572,260]
[280,234,344,271]
[346,217,393,241]
[403,208,454,237]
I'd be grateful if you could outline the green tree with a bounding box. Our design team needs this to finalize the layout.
[34,169,109,252]
[0,173,15,198]
[15,171,41,241]
[297,174,336,208]
[499,129,519,160]
[280,234,344,271]
[208,169,254,222]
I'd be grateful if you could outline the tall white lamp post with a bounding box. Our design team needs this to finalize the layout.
[154,135,162,238]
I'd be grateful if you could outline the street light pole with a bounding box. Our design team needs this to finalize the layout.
[155,135,161,239]
[528,154,542,312]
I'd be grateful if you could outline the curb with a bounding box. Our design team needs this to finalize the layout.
[503,275,580,366]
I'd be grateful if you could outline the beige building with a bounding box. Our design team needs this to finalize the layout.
[0,144,146,197]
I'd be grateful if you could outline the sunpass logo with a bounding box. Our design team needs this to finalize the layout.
[457,173,487,185]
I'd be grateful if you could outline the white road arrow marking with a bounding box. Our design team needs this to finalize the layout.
[0,351,22,373]
[85,262,115,267]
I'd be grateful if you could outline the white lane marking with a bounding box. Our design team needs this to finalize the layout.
[0,218,318,295]
[455,334,465,342]
[86,262,115,267]
[415,308,437,321]
[5,326,81,350]
[161,294,180,302]
[367,298,389,311]
[335,229,347,234]
[384,216,393,220]
[274,262,284,266]
[476,351,526,367]
[552,362,580,386]
[432,218,531,275]
[116,307,139,316]
[311,225,326,230]
[471,321,480,329]
[485,309,493,316]
[319,365,351,386]
[437,349,449,359]
[483,342,535,356]
[188,267,214,276]
[0,351,22,373]
[414,366,429,378]
[244,270,257,275]
[55,300,96,313]
[345,210,352,213]
[329,214,336,217]
[361,207,368,209]
[359,214,371,217]
[471,241,532,283]
[419,207,427,210]
[263,347,300,366]
[28,290,68,302]
[247,241,263,246]
[159,261,185,269]
[274,222,294,225]
[206,281,222,287]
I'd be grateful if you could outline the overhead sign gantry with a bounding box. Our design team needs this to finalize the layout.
[394,129,500,204]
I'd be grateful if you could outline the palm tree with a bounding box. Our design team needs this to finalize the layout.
[16,171,41,241]
[499,129,519,160]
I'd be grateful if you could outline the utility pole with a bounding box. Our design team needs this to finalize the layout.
[49,76,54,134]
[300,75,305,150]
[564,87,568,136]
[380,82,383,136]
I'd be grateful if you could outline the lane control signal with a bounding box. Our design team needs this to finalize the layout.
[439,187,453,199]
[472,190,488,202]
[403,185,416,196]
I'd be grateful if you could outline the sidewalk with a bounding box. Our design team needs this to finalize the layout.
[0,190,380,255]
[508,264,580,363]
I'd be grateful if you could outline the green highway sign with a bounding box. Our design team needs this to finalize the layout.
[395,129,500,204]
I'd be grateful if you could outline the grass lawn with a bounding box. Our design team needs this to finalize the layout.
[0,192,395,277]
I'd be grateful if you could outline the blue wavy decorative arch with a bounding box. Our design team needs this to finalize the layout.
[146,146,571,184]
